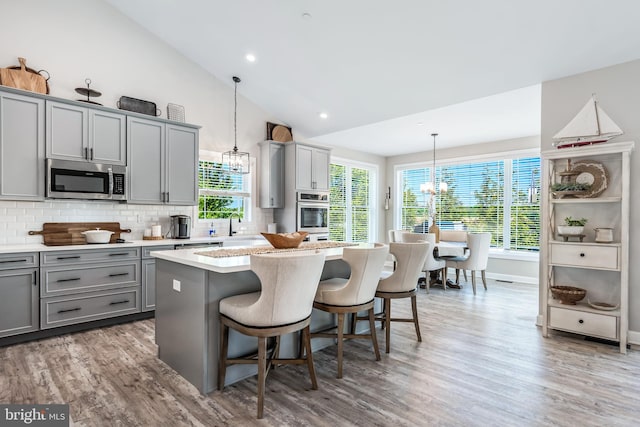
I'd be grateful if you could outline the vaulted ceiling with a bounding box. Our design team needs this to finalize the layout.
[106,0,640,155]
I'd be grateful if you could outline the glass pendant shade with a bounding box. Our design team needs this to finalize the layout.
[223,76,250,174]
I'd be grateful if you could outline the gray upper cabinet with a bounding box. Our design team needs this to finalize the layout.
[128,117,198,205]
[0,90,45,201]
[295,143,330,191]
[259,140,284,208]
[46,101,126,165]
[166,124,198,205]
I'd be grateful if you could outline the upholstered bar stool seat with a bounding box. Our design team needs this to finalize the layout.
[446,232,491,295]
[366,242,429,353]
[218,251,326,419]
[311,243,389,378]
[401,232,446,291]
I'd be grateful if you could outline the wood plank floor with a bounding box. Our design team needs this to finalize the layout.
[1,279,639,426]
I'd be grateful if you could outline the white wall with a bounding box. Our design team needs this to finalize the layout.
[0,0,333,241]
[541,59,640,341]
[385,135,541,283]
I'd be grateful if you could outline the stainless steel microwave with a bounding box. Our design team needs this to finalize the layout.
[46,159,126,201]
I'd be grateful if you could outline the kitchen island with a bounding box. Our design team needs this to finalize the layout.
[151,243,363,394]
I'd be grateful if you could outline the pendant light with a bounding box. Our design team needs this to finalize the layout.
[222,76,250,174]
[420,133,447,194]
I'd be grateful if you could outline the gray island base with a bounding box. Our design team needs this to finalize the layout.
[153,246,376,394]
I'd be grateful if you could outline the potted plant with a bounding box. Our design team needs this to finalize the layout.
[558,216,587,235]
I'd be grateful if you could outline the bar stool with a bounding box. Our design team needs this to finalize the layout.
[374,242,430,353]
[401,232,446,291]
[311,243,389,378]
[218,251,326,419]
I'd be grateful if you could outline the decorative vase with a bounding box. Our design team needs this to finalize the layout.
[429,223,440,243]
[557,225,584,235]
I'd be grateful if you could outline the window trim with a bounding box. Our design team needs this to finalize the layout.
[393,148,540,252]
[330,156,379,242]
[196,150,255,223]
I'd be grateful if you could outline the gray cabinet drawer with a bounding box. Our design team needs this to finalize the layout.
[550,243,619,270]
[41,261,139,297]
[41,247,140,266]
[142,245,174,258]
[0,252,38,270]
[41,287,140,329]
[549,307,618,340]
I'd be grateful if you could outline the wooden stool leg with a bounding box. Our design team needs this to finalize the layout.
[384,297,391,353]
[455,268,460,284]
[218,321,229,391]
[426,272,431,293]
[471,271,477,295]
[368,307,381,361]
[481,270,487,290]
[257,336,267,419]
[337,313,345,379]
[350,312,356,335]
[411,294,422,342]
[302,325,318,390]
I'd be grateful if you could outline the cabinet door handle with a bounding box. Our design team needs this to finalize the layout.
[56,277,81,283]
[161,192,166,202]
[33,271,37,286]
[90,148,94,160]
[109,272,129,277]
[109,299,130,306]
[270,197,274,206]
[0,259,27,264]
[84,147,89,160]
[109,253,130,257]
[166,192,170,203]
[56,256,81,260]
[579,253,585,257]
[578,319,584,324]
[57,307,81,314]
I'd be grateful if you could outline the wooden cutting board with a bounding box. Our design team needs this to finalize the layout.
[28,222,132,246]
[0,57,48,94]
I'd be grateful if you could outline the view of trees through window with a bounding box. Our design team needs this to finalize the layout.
[198,160,248,219]
[399,157,540,251]
[329,163,374,242]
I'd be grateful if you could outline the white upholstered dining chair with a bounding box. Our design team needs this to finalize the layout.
[401,232,447,292]
[446,232,491,295]
[218,251,326,419]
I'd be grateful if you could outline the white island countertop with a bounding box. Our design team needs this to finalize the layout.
[0,235,266,254]
[151,242,352,274]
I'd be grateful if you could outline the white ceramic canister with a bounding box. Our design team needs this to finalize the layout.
[151,224,162,237]
[594,227,613,243]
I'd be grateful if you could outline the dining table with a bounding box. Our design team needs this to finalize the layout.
[431,241,469,289]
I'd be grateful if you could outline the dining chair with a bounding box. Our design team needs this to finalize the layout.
[373,242,430,353]
[218,251,326,419]
[401,232,447,292]
[311,243,389,378]
[446,232,491,295]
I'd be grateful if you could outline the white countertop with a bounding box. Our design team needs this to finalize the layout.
[0,235,266,254]
[151,244,348,274]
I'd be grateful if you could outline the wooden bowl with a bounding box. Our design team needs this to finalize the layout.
[260,232,308,249]
[550,286,587,305]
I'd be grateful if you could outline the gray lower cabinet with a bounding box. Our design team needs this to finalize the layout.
[45,101,126,165]
[0,90,45,201]
[40,247,141,329]
[0,253,39,338]
[128,117,199,205]
[141,245,174,312]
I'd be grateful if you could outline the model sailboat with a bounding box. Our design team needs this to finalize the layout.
[552,95,623,149]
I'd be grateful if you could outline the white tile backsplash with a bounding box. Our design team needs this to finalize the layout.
[0,200,275,244]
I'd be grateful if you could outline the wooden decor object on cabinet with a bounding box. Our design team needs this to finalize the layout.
[540,140,633,353]
[127,116,199,205]
[258,140,284,208]
[0,89,45,201]
[46,100,126,165]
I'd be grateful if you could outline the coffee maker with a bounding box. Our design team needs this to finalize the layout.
[170,215,191,239]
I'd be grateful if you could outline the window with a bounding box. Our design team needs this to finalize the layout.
[198,151,251,220]
[397,155,540,251]
[329,160,377,242]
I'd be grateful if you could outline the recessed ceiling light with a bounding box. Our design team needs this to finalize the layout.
[417,121,424,126]
[302,12,312,20]
[245,53,256,62]
[319,112,328,119]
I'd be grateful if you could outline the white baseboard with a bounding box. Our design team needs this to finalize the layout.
[628,330,640,346]
[485,271,538,285]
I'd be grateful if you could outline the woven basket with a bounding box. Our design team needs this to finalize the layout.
[261,232,308,249]
[550,286,587,305]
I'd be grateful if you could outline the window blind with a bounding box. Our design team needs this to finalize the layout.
[198,160,250,219]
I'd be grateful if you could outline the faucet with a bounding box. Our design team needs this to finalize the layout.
[229,212,242,236]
